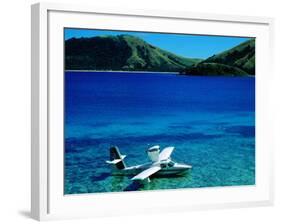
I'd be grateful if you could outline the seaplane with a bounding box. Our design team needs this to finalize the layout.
[106,145,192,183]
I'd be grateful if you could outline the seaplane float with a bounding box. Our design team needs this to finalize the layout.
[106,145,192,183]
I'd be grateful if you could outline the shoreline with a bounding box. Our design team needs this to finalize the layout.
[65,70,255,78]
[65,70,179,74]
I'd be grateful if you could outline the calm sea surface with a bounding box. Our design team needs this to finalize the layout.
[64,71,255,194]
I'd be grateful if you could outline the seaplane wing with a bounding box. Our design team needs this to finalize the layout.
[158,146,174,161]
[131,166,161,181]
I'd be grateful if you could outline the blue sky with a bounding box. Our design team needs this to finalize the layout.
[65,28,251,59]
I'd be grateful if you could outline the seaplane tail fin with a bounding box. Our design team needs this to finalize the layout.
[106,146,127,170]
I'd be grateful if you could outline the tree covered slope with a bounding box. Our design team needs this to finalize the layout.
[65,34,201,72]
[182,39,255,76]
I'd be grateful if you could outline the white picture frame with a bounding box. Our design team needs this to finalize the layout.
[31,2,274,221]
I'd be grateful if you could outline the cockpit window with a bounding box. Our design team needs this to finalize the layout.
[168,161,175,167]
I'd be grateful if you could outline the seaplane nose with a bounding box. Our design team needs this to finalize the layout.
[179,164,192,170]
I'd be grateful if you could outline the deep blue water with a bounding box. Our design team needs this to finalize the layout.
[64,71,255,194]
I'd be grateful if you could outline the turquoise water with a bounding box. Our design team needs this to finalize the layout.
[64,71,255,194]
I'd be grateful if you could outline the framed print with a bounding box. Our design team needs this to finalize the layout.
[31,2,274,221]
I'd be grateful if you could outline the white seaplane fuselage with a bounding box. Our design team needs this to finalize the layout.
[106,145,192,182]
[112,160,191,176]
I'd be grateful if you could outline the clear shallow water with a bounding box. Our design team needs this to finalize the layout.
[64,71,255,194]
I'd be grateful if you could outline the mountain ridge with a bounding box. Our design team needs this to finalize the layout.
[182,39,255,76]
[65,35,255,76]
[65,34,201,72]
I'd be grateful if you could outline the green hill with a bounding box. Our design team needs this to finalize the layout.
[182,63,249,76]
[65,34,201,72]
[182,39,255,76]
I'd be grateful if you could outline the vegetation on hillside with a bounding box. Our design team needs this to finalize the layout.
[65,34,200,72]
[182,39,255,76]
[65,35,255,76]
[181,63,248,76]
